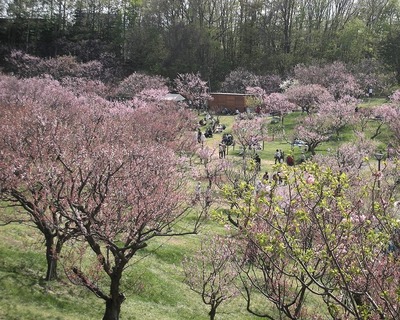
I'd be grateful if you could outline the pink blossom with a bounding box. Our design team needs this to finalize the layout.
[306,174,315,184]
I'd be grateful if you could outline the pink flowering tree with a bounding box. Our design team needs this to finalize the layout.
[245,86,265,112]
[262,92,296,124]
[194,146,227,188]
[60,77,110,98]
[0,71,130,283]
[174,72,212,113]
[350,59,397,97]
[353,106,374,132]
[0,75,102,282]
[294,114,332,155]
[0,102,80,281]
[313,132,377,176]
[370,103,399,141]
[0,75,204,320]
[57,118,198,320]
[183,235,240,320]
[6,50,103,80]
[232,117,269,159]
[189,145,233,219]
[0,75,80,109]
[381,90,400,154]
[285,84,333,114]
[6,50,42,77]
[130,87,170,108]
[220,68,259,93]
[39,55,103,80]
[3,103,201,320]
[128,102,198,154]
[318,95,358,138]
[114,72,168,100]
[258,74,282,94]
[389,89,400,103]
[293,62,363,99]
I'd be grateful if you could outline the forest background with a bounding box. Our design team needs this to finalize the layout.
[1,0,400,88]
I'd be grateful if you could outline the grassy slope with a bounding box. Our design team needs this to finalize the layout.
[0,99,392,319]
[0,224,101,320]
[0,221,260,320]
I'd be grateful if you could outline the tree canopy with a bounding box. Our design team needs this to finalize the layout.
[1,0,400,85]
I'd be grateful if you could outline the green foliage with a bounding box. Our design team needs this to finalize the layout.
[216,158,398,317]
[336,18,372,63]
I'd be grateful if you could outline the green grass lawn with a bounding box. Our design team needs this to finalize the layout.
[0,213,334,320]
[204,113,303,171]
[0,224,101,320]
[204,100,392,171]
[0,220,260,320]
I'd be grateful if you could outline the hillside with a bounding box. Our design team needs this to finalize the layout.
[0,99,395,320]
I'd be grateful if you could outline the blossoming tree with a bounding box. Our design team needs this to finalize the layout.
[218,158,400,319]
[0,74,203,320]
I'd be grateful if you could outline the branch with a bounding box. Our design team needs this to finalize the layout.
[0,218,30,226]
[72,266,109,301]
[242,283,276,319]
[56,154,73,173]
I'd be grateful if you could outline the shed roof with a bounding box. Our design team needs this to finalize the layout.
[163,93,186,102]
[210,92,253,96]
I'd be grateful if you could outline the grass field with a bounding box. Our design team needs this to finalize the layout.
[0,220,267,320]
[206,105,391,174]
[0,221,327,320]
[0,98,393,319]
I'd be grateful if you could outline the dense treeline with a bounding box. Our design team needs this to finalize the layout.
[1,0,400,87]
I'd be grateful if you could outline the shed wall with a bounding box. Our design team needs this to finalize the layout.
[208,94,248,113]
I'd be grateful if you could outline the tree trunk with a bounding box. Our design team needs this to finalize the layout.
[209,305,217,320]
[102,270,125,320]
[44,234,58,281]
[309,144,317,156]
[294,284,307,318]
[103,296,124,320]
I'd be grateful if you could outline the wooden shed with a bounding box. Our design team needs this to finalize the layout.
[208,93,253,114]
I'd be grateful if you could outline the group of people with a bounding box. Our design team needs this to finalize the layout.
[196,128,230,159]
[274,149,284,164]
[261,170,284,185]
[219,141,227,158]
[274,149,296,166]
[197,126,301,168]
[255,170,283,197]
[198,113,226,137]
[219,133,235,159]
